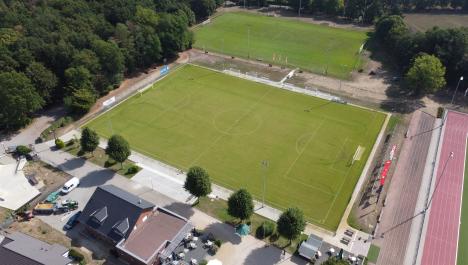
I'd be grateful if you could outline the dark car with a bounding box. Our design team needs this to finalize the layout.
[64,211,81,230]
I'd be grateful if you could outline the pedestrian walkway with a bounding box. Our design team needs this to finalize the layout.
[34,136,303,265]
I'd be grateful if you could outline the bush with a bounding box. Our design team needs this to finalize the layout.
[68,249,85,262]
[40,116,74,141]
[437,107,444,119]
[209,244,219,255]
[126,165,139,175]
[67,138,77,146]
[55,139,65,149]
[199,261,208,265]
[16,145,32,156]
[256,221,275,239]
[214,239,222,247]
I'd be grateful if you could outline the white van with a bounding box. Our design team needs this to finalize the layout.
[61,177,80,194]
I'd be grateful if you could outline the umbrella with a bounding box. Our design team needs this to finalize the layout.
[235,224,250,236]
[207,259,223,265]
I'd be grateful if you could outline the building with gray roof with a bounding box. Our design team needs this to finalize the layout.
[79,185,192,265]
[0,232,72,265]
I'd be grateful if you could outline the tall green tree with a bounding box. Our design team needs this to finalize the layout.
[64,87,96,114]
[227,189,254,222]
[405,54,446,94]
[277,207,306,245]
[105,135,131,168]
[25,62,58,101]
[0,71,44,131]
[184,166,212,202]
[80,127,100,155]
[324,0,344,15]
[190,0,216,21]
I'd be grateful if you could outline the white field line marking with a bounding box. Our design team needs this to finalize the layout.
[189,87,273,166]
[322,112,379,223]
[455,134,468,265]
[282,120,324,177]
[329,137,349,171]
[81,64,187,128]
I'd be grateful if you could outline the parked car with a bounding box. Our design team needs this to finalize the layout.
[64,211,82,230]
[61,177,80,194]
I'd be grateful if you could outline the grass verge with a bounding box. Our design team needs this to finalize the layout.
[63,140,140,178]
[367,244,380,263]
[196,197,307,254]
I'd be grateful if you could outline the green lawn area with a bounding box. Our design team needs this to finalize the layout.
[196,197,308,253]
[85,64,385,231]
[367,244,380,263]
[63,141,140,178]
[193,12,368,79]
[457,139,468,265]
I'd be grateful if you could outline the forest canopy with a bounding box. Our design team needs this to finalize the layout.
[0,0,221,131]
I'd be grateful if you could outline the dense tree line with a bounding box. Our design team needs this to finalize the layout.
[0,0,223,131]
[375,15,468,94]
[235,0,467,23]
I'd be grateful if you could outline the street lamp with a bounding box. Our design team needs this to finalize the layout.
[299,0,302,16]
[451,76,464,104]
[425,151,454,211]
[261,160,269,208]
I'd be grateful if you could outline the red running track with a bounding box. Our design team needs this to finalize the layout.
[421,111,468,265]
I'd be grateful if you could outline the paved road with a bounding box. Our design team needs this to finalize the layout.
[375,111,435,265]
[34,140,306,265]
[0,107,66,149]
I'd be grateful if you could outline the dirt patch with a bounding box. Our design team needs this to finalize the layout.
[189,49,290,82]
[404,12,468,32]
[189,49,393,109]
[23,161,71,206]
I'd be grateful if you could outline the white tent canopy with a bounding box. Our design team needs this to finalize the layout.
[207,259,223,265]
[0,162,40,210]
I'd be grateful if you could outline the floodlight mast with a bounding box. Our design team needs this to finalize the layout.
[451,76,464,104]
[261,160,269,208]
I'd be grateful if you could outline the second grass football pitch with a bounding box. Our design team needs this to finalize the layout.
[86,65,386,231]
[193,12,368,79]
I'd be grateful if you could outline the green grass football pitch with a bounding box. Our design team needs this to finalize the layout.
[86,65,385,231]
[193,12,368,79]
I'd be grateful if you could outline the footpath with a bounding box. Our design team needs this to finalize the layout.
[34,138,301,265]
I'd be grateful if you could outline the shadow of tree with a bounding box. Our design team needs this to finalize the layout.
[203,222,242,245]
[164,202,195,219]
[56,156,86,171]
[78,169,115,188]
[243,244,309,265]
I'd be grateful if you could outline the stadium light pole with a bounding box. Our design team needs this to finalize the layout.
[451,76,464,104]
[247,26,251,59]
[377,151,453,239]
[424,151,454,212]
[261,160,269,208]
[299,0,302,16]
